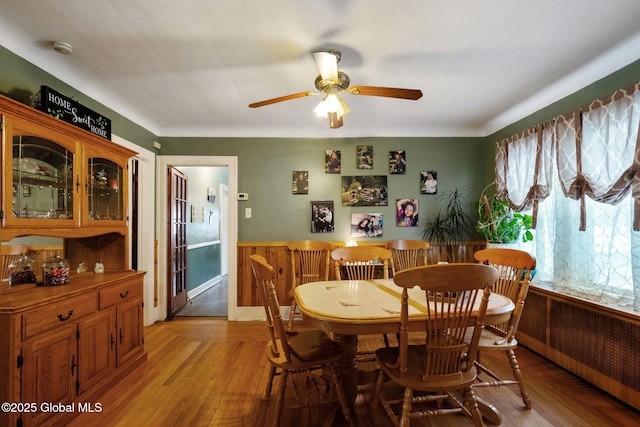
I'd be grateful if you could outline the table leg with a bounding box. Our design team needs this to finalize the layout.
[332,333,359,405]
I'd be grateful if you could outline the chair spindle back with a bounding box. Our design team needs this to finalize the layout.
[331,246,392,280]
[386,239,429,276]
[250,254,291,362]
[474,248,536,342]
[393,263,497,379]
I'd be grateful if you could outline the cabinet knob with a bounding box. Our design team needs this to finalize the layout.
[57,310,74,321]
[120,290,130,298]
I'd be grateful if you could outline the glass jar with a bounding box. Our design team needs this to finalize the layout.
[8,255,37,285]
[42,256,70,286]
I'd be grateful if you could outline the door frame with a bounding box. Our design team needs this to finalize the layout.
[112,135,158,326]
[219,183,229,276]
[156,156,238,321]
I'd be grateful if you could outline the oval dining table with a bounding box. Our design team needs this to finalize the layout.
[293,278,515,424]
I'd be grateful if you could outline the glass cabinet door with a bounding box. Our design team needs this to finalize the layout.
[12,135,75,222]
[87,158,123,222]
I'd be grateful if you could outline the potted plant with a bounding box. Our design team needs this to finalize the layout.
[476,183,533,246]
[422,188,474,262]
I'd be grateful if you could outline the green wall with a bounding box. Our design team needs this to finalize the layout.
[187,244,221,289]
[158,137,489,242]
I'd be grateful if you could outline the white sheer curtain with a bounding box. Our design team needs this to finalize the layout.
[535,171,637,308]
[495,125,554,227]
[497,82,640,311]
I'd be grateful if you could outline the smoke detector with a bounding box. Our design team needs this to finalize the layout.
[53,41,73,55]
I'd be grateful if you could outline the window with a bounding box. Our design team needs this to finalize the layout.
[534,171,636,308]
[496,81,640,311]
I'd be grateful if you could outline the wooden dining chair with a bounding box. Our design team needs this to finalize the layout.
[332,245,394,352]
[249,254,353,427]
[0,244,30,281]
[286,240,333,331]
[471,248,536,410]
[371,263,497,427]
[331,245,392,280]
[386,239,430,276]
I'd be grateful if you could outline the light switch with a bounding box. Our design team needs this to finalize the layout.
[245,208,252,218]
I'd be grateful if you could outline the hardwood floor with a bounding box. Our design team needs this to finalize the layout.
[175,276,228,317]
[68,319,639,427]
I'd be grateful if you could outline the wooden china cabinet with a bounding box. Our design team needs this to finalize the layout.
[0,94,146,427]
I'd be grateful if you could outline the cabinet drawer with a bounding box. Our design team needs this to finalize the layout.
[22,292,98,339]
[99,281,142,309]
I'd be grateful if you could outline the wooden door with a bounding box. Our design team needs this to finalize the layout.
[77,309,116,395]
[167,167,188,316]
[116,298,144,366]
[21,325,77,426]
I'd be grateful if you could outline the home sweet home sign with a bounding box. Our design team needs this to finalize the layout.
[37,86,111,140]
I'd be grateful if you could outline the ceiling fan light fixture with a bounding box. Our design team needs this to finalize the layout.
[248,49,422,128]
[314,92,350,120]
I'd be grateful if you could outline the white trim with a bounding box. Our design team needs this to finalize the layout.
[156,156,239,321]
[220,183,229,276]
[111,135,159,326]
[236,307,268,321]
[187,275,222,300]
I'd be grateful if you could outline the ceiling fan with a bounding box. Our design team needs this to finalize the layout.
[248,50,423,128]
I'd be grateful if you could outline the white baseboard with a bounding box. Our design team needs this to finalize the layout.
[234,306,292,322]
[187,275,222,300]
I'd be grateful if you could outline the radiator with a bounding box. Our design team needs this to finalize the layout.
[518,286,640,410]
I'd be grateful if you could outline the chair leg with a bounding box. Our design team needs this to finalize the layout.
[463,387,485,427]
[272,369,288,427]
[383,333,390,347]
[328,365,354,427]
[399,387,413,427]
[287,300,297,332]
[263,365,277,399]
[370,369,385,409]
[507,348,532,409]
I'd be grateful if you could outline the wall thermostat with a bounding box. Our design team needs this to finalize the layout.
[237,193,249,201]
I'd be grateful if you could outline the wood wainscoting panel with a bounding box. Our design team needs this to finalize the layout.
[237,241,486,307]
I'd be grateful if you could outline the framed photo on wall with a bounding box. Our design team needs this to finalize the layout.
[357,145,373,169]
[292,171,308,194]
[325,150,341,174]
[341,176,388,206]
[350,213,383,237]
[420,170,438,194]
[396,198,419,227]
[311,201,334,233]
[207,187,216,203]
[389,151,406,174]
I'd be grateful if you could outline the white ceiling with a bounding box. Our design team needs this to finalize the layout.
[1,0,640,138]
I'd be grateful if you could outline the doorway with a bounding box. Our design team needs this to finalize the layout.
[173,167,228,317]
[156,156,238,321]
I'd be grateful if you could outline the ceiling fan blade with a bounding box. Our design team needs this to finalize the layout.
[313,51,338,82]
[348,86,423,100]
[248,91,318,108]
